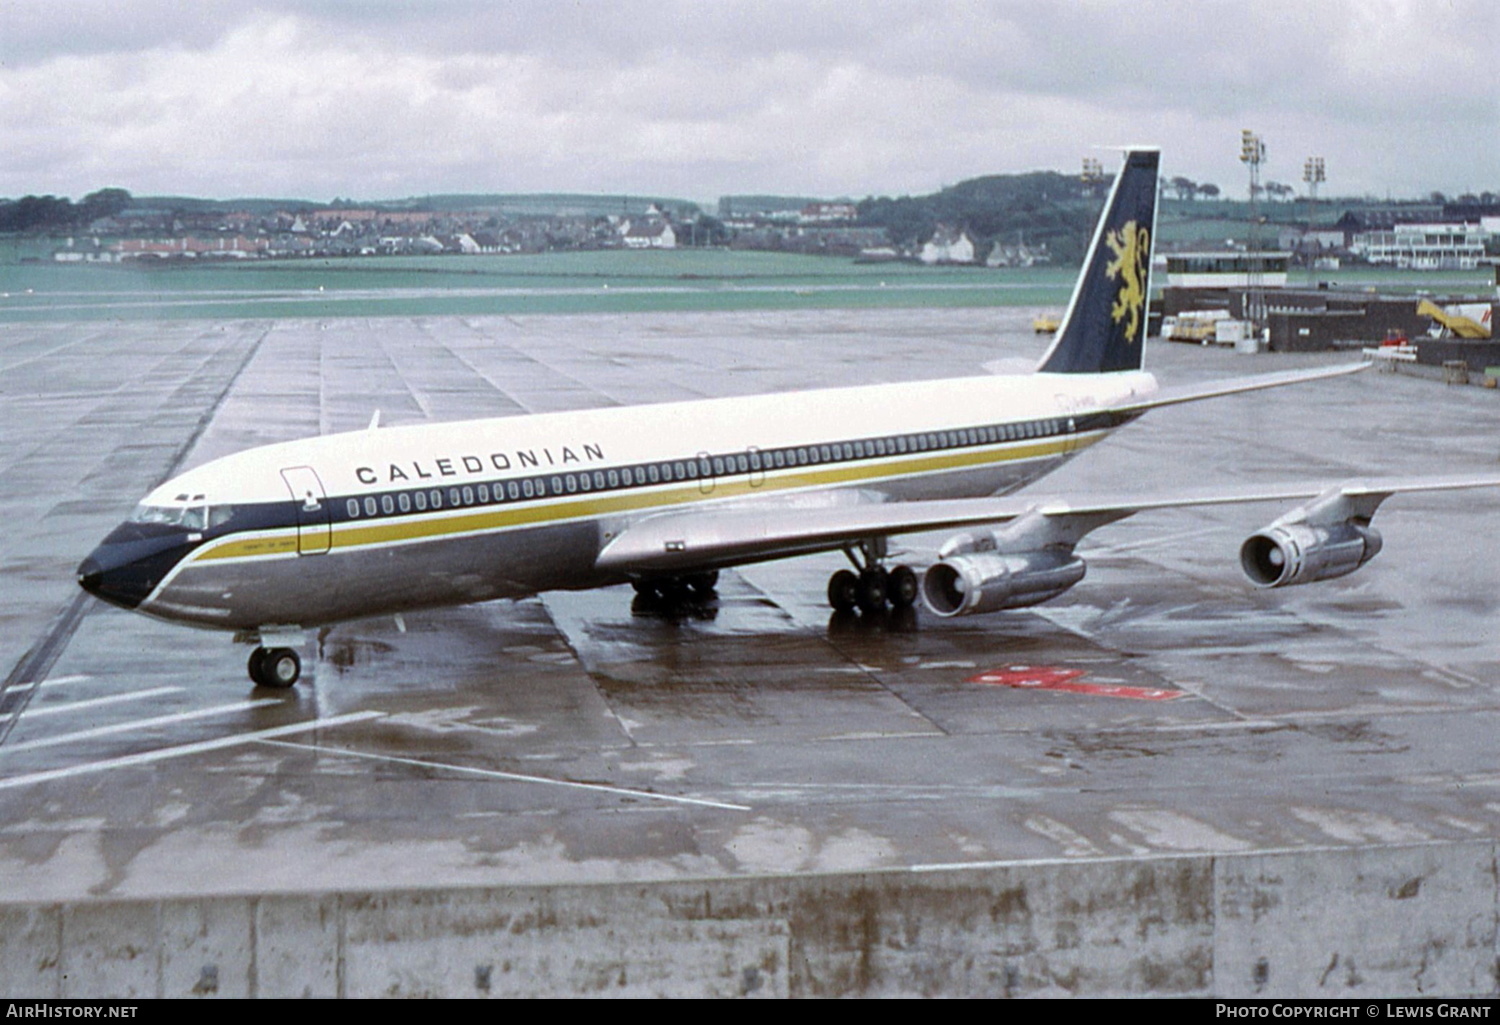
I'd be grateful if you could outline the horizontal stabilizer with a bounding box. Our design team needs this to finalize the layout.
[1109,361,1369,413]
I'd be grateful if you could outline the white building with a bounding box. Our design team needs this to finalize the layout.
[1352,223,1486,270]
[985,240,1049,268]
[919,227,977,265]
[1163,252,1291,289]
[622,219,677,249]
[799,202,858,224]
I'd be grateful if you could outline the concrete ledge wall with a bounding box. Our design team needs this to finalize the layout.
[2,841,1495,998]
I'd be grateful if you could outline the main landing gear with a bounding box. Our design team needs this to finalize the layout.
[248,646,301,688]
[631,570,719,603]
[827,538,918,614]
[630,571,721,618]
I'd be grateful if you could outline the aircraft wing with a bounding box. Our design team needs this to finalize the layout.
[595,474,1500,576]
[598,495,1044,574]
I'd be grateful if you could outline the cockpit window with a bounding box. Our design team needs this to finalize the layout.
[130,503,224,531]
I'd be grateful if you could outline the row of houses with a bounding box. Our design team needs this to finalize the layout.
[62,213,1492,271]
[719,201,859,228]
[54,235,269,262]
[53,209,685,262]
[915,227,1050,268]
[53,218,1050,267]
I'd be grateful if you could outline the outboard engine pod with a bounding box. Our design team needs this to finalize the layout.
[1240,522,1383,588]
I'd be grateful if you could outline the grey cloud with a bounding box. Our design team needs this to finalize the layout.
[0,0,1493,200]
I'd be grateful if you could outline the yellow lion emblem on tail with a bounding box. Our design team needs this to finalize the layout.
[1104,220,1149,343]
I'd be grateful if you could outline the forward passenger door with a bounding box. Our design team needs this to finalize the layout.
[280,466,332,555]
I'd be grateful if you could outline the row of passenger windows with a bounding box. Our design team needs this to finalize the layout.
[340,418,1070,522]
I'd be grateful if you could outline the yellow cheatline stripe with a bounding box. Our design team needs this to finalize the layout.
[191,432,1104,564]
[202,535,301,559]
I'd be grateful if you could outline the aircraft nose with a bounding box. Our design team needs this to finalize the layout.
[77,555,105,596]
[75,543,148,608]
[76,528,197,610]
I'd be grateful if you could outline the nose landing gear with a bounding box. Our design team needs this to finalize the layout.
[249,646,301,688]
[237,628,309,688]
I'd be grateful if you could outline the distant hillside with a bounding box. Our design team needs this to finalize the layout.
[857,171,1105,264]
[718,195,829,217]
[134,196,318,215]
[400,193,703,217]
[127,192,703,218]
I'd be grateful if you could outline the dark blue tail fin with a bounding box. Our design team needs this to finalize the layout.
[1037,148,1159,374]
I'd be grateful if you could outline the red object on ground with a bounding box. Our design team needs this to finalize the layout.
[966,665,1184,700]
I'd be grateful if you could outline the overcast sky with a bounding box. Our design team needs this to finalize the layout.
[1,0,1494,204]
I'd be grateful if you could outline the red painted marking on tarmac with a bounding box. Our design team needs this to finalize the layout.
[968,665,1084,688]
[965,665,1185,701]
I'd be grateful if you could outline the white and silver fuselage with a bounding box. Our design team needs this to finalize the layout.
[78,369,1156,631]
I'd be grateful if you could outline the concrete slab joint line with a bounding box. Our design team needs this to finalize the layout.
[0,841,1496,998]
[0,327,269,745]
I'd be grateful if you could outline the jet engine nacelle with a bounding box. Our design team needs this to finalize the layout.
[921,550,1086,617]
[1239,521,1383,588]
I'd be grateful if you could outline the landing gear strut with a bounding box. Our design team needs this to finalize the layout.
[827,539,917,614]
[249,646,301,688]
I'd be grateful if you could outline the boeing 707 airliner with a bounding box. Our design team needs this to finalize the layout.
[76,150,1498,688]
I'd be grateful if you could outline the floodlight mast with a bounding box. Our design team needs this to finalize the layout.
[1303,156,1326,284]
[1081,156,1105,199]
[1240,130,1268,328]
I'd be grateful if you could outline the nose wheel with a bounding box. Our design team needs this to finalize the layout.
[249,646,301,688]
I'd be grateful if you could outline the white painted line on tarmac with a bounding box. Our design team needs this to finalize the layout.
[911,859,1057,873]
[819,730,944,742]
[36,675,91,688]
[20,687,184,720]
[0,711,385,790]
[2,698,283,753]
[4,674,91,692]
[261,738,752,812]
[1081,526,1221,557]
